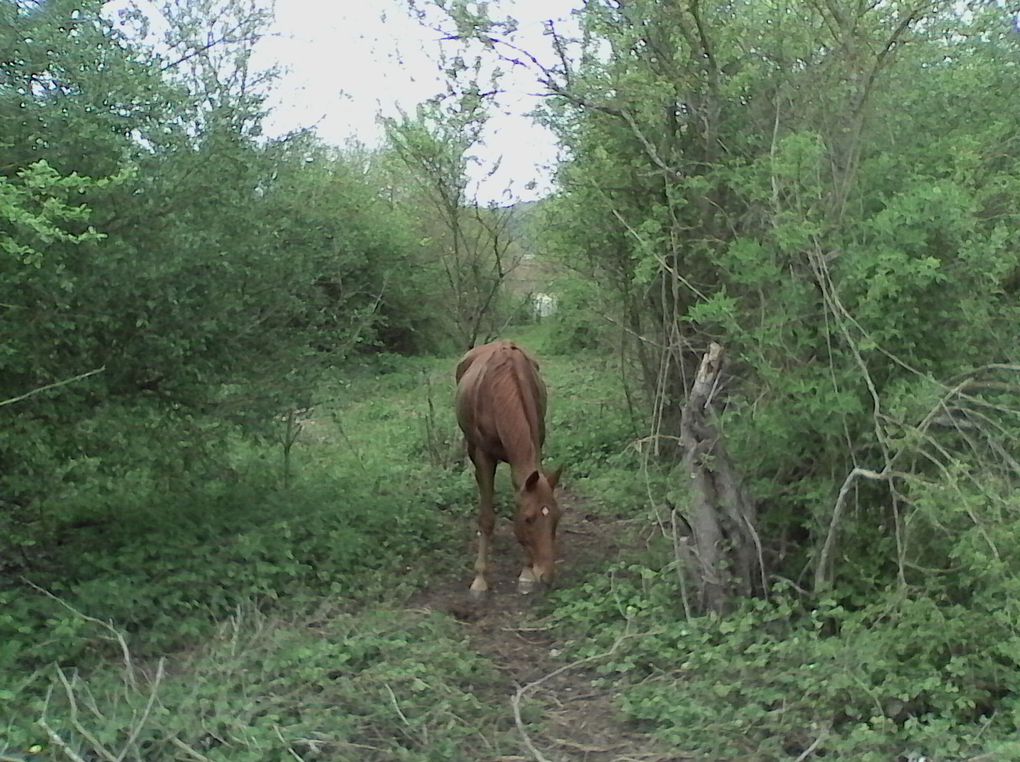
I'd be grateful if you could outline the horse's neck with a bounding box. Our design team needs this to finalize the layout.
[508,458,537,485]
[498,398,542,482]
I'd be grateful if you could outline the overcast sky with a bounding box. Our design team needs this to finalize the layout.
[252,0,579,203]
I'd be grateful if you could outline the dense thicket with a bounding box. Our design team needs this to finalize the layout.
[422,0,1020,754]
[469,0,1020,605]
[0,0,451,559]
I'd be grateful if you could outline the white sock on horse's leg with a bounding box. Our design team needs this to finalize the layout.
[517,566,538,594]
[470,530,491,595]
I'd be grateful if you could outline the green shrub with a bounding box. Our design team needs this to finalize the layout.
[541,276,613,354]
[551,560,1020,759]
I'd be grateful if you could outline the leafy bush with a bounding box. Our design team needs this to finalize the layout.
[541,275,613,354]
[1,1,455,539]
[2,474,455,671]
[551,547,1020,759]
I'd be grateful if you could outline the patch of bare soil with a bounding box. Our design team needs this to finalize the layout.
[412,493,682,762]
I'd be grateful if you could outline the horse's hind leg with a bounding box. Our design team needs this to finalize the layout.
[469,446,497,596]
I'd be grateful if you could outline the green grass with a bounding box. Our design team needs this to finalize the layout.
[21,324,1011,761]
[9,604,505,761]
[1,351,486,758]
[0,324,660,760]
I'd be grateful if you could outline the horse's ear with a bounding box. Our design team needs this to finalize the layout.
[547,465,564,490]
[524,470,541,492]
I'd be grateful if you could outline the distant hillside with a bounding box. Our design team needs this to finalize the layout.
[506,197,547,262]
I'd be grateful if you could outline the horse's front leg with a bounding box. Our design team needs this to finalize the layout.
[517,562,538,594]
[469,447,497,597]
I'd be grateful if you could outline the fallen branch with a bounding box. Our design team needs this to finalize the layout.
[22,579,137,692]
[1,367,105,408]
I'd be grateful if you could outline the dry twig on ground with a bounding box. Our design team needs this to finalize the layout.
[510,633,632,762]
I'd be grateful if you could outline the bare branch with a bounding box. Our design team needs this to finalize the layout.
[22,579,137,692]
[1,367,105,408]
[814,467,912,592]
[159,19,250,72]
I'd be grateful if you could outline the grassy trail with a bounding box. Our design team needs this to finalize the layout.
[3,331,669,760]
[303,336,670,760]
[409,489,669,762]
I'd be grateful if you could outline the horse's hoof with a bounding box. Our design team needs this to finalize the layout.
[517,580,537,595]
[469,586,488,600]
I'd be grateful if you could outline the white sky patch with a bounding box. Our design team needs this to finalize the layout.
[257,0,580,203]
[255,3,440,152]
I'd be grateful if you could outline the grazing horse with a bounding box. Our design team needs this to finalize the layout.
[455,340,563,596]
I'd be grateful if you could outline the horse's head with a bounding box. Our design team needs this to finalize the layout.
[514,466,563,591]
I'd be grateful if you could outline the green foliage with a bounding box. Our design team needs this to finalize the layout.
[1,354,486,757]
[0,160,107,263]
[505,0,1020,596]
[0,452,454,673]
[8,0,1020,756]
[6,607,499,761]
[540,274,612,353]
[552,562,1020,759]
[1,0,451,554]
[434,0,1020,750]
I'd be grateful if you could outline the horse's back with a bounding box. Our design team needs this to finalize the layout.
[455,341,546,458]
[456,339,539,378]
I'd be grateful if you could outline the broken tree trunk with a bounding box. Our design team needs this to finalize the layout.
[676,343,765,615]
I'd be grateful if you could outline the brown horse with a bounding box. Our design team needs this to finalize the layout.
[455,340,563,595]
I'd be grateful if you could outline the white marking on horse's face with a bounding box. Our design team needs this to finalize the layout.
[541,506,550,517]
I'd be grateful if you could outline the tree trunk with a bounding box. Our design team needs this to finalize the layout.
[676,343,764,615]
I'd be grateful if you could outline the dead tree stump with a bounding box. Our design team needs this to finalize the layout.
[676,343,764,615]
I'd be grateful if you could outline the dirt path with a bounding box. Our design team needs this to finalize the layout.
[412,492,678,762]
